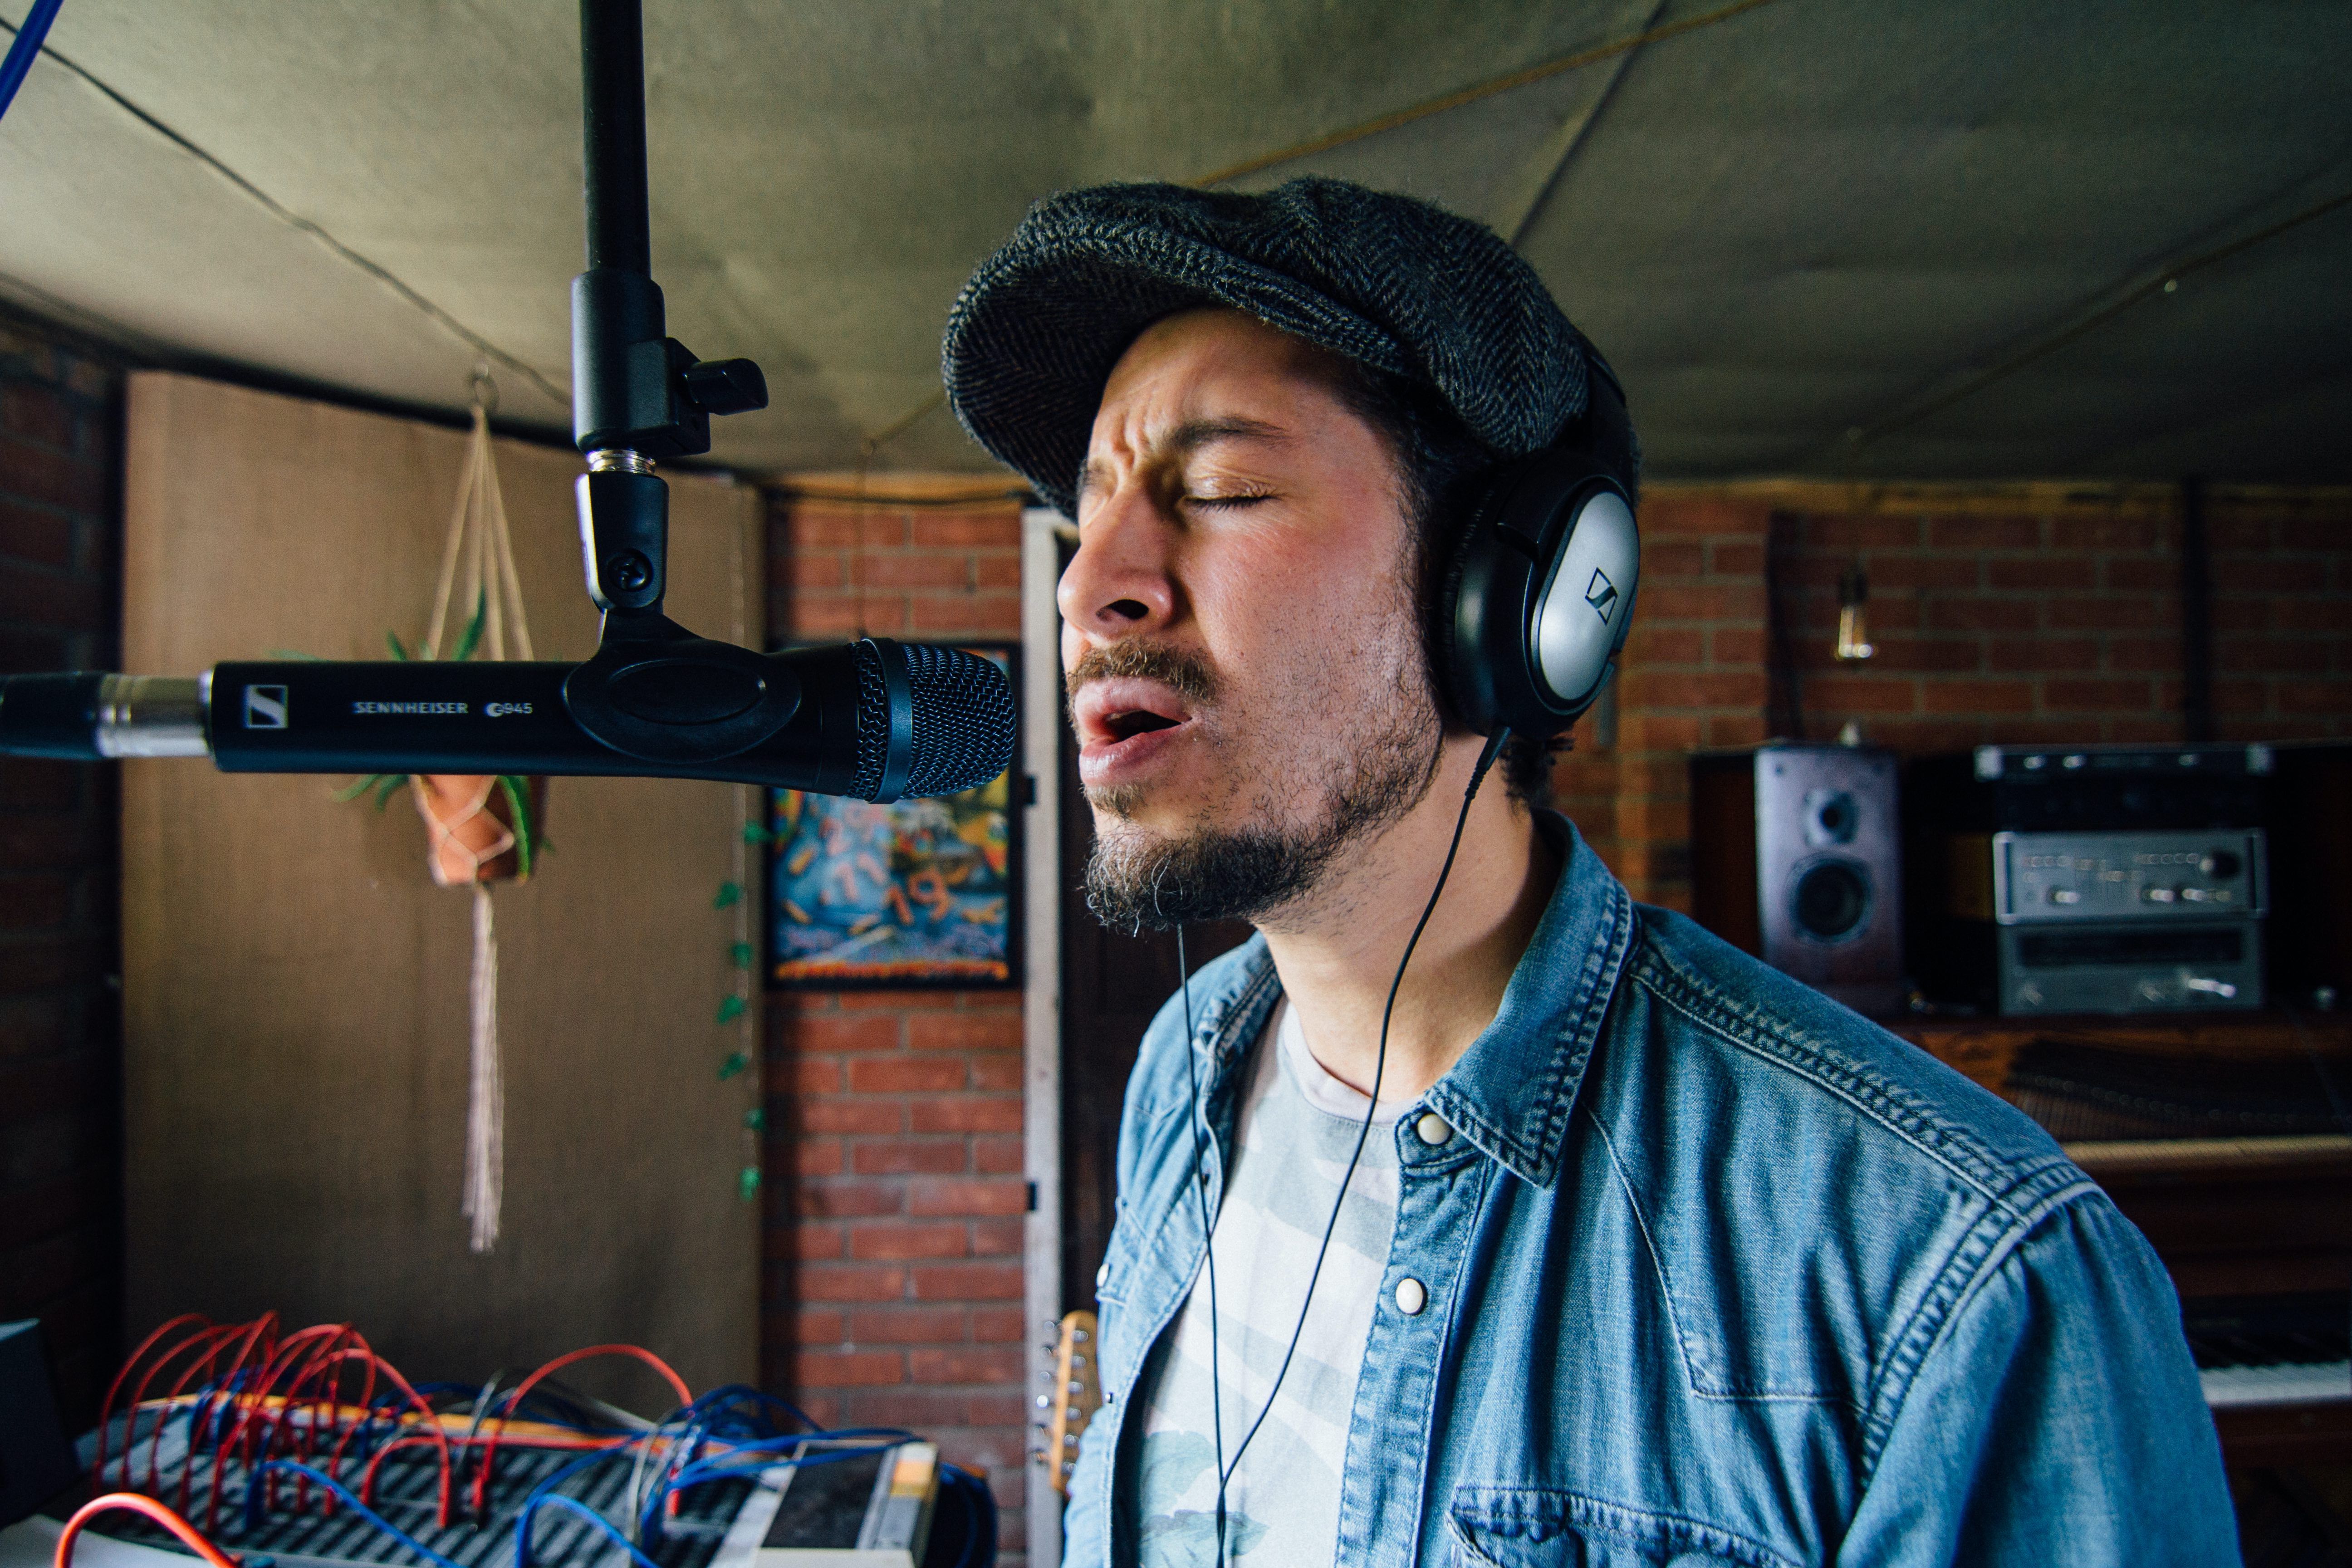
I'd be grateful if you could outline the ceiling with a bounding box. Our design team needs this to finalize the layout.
[0,0,2346,485]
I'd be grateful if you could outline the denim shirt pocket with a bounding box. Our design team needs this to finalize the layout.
[1448,1488,1797,1568]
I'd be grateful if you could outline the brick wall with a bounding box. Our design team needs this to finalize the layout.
[1562,482,2352,910]
[0,309,124,1426]
[761,483,1032,1559]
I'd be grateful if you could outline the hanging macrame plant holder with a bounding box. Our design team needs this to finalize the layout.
[408,392,541,1254]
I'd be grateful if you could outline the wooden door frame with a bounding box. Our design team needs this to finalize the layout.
[1020,505,1068,1568]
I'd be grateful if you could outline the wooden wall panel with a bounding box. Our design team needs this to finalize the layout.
[119,372,760,1397]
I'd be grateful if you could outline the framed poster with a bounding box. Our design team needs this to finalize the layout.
[768,642,1020,988]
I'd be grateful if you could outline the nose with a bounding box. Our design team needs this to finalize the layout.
[1057,479,1178,639]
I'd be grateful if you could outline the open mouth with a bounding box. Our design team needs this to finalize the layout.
[1104,708,1181,741]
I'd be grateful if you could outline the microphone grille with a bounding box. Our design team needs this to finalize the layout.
[852,642,890,800]
[904,644,1017,798]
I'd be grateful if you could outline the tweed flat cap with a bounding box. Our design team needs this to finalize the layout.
[942,176,1614,519]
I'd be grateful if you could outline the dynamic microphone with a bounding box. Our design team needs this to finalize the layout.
[0,637,1014,803]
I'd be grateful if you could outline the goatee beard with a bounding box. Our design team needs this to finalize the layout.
[1081,661,1442,935]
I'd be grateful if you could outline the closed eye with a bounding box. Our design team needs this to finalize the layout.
[1186,492,1274,510]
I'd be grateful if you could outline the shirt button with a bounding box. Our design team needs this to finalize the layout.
[1414,1112,1453,1146]
[1394,1277,1427,1316]
[1095,1262,1109,1289]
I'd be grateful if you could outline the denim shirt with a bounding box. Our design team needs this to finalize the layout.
[1064,814,2237,1567]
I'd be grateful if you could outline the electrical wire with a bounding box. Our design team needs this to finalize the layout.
[54,1493,239,1568]
[0,0,61,125]
[241,1461,464,1568]
[1188,728,1508,1559]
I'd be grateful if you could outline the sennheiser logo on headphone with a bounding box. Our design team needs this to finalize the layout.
[242,685,289,729]
[1584,568,1620,623]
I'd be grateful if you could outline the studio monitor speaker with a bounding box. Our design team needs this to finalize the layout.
[1690,744,1907,1016]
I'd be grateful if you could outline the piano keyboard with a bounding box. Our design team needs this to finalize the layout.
[2200,1359,2352,1407]
[2189,1305,2352,1408]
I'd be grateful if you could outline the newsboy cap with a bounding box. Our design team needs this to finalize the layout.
[942,176,1622,519]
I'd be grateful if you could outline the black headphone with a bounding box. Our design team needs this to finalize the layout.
[1435,378,1641,740]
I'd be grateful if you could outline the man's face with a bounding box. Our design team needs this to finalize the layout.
[1058,307,1443,930]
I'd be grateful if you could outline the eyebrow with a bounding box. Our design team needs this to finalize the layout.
[1074,416,1291,507]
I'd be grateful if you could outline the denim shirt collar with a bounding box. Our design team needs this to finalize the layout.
[1181,810,1637,1190]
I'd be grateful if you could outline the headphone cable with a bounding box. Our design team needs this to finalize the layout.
[1179,728,1506,1560]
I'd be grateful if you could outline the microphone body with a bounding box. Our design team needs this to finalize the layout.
[0,639,1014,802]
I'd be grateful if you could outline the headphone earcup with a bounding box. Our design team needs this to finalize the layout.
[1433,456,1640,739]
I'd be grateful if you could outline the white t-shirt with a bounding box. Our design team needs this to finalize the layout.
[1126,998,1408,1566]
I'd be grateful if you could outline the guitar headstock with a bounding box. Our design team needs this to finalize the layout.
[1035,1308,1101,1497]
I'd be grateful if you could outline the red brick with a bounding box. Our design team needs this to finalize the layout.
[1638,541,1704,579]
[851,1141,968,1176]
[2281,518,2346,551]
[777,552,846,589]
[0,936,102,997]
[1918,679,2034,715]
[2102,556,2178,592]
[1701,713,1768,748]
[1616,713,1700,750]
[789,1014,903,1053]
[797,1180,904,1218]
[0,875,71,930]
[1865,555,1972,592]
[789,593,906,637]
[796,1308,847,1342]
[850,1222,969,1260]
[909,1348,1023,1385]
[973,556,1022,589]
[0,384,74,450]
[1982,636,2093,673]
[1985,556,2092,592]
[847,1389,970,1427]
[776,1055,843,1094]
[910,512,1021,549]
[910,1097,1024,1134]
[789,1222,845,1260]
[971,1218,1024,1256]
[0,565,101,632]
[848,1057,966,1093]
[2046,596,2164,632]
[2049,515,2157,550]
[794,1138,844,1177]
[2278,681,2352,718]
[1858,637,1980,675]
[1799,676,1917,715]
[1927,514,2042,550]
[799,1263,908,1302]
[1797,514,1922,550]
[910,1262,1024,1300]
[2104,637,2181,673]
[1637,496,1769,538]
[2216,637,2333,676]
[0,435,103,512]
[0,996,71,1061]
[2042,678,2153,712]
[1707,540,1764,577]
[910,594,1022,635]
[1926,598,2038,633]
[850,1305,970,1343]
[796,1098,905,1135]
[907,1013,1022,1053]
[974,1136,1024,1174]
[1624,626,1702,665]
[858,554,975,590]
[908,1177,1029,1217]
[972,1306,1026,1343]
[1708,627,1767,666]
[795,1349,905,1387]
[970,1056,1022,1092]
[836,989,952,1010]
[2275,599,2350,634]
[1637,583,1765,622]
[0,498,73,568]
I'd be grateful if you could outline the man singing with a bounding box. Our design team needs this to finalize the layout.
[942,178,2234,1566]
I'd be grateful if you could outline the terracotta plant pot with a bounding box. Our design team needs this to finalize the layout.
[410,774,544,887]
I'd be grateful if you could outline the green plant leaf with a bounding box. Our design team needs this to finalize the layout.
[717,1046,750,1078]
[742,1107,766,1132]
[385,630,409,662]
[268,649,327,661]
[713,882,742,910]
[450,587,488,662]
[740,820,770,844]
[333,774,388,803]
[729,941,755,970]
[372,774,409,810]
[497,775,533,878]
[737,1165,761,1201]
[716,995,748,1025]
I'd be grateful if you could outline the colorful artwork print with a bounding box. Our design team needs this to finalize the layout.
[769,651,1017,986]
